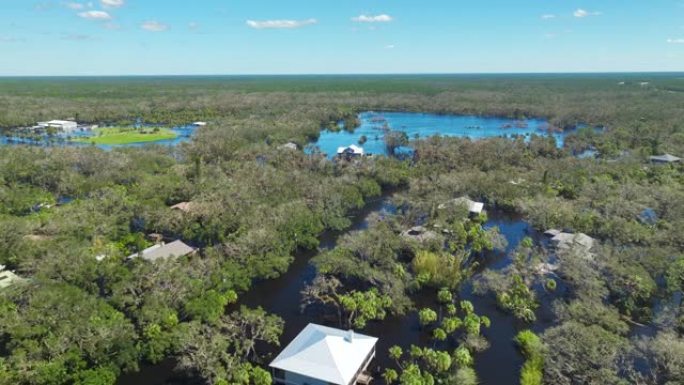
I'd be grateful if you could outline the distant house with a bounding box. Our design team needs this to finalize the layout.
[649,154,681,164]
[438,197,484,215]
[545,229,595,257]
[278,142,299,151]
[127,240,196,262]
[270,323,377,385]
[0,265,24,289]
[336,144,365,158]
[192,121,207,127]
[170,201,194,213]
[36,120,78,133]
[401,226,439,243]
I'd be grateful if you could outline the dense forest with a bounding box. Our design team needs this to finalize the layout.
[0,74,683,385]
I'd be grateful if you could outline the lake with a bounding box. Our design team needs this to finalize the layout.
[310,111,566,158]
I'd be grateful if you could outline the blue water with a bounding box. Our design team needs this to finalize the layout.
[310,111,566,158]
[0,124,196,150]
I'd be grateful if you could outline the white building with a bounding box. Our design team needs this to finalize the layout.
[270,324,377,385]
[336,144,365,157]
[438,197,485,215]
[36,120,78,133]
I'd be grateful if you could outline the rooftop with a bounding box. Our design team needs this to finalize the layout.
[437,197,484,214]
[270,323,378,385]
[128,240,195,262]
[649,153,681,163]
[337,144,364,155]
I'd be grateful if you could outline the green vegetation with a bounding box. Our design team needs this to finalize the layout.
[71,127,177,145]
[515,331,544,385]
[0,74,683,385]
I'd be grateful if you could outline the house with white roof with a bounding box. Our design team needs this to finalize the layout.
[336,145,365,158]
[270,323,377,385]
[127,240,196,262]
[649,153,681,164]
[438,197,485,215]
[36,120,78,133]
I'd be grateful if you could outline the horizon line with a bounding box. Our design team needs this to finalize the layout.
[0,71,683,78]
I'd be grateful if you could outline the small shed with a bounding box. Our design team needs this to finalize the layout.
[649,154,681,164]
[192,121,207,126]
[128,240,196,262]
[270,323,377,385]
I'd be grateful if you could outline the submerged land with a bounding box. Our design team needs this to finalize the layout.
[0,73,683,385]
[71,127,178,145]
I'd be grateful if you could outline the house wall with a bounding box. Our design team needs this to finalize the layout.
[274,371,330,385]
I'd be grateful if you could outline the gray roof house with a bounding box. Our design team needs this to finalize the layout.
[649,154,681,164]
[128,240,196,262]
[545,230,595,258]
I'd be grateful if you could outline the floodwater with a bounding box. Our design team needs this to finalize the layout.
[311,111,567,158]
[118,198,556,385]
[0,124,196,149]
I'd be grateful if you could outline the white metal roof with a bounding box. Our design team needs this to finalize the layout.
[437,197,484,214]
[39,120,77,126]
[270,323,378,385]
[649,154,681,163]
[336,144,364,155]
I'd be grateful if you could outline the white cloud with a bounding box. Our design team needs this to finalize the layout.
[541,14,556,20]
[188,22,199,30]
[574,9,601,18]
[385,44,395,49]
[78,10,112,20]
[352,14,393,23]
[667,38,684,44]
[64,2,85,10]
[141,21,169,32]
[100,0,124,8]
[246,18,318,29]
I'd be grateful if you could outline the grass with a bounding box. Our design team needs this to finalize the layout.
[71,127,177,145]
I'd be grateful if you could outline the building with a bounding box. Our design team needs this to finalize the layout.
[127,240,196,262]
[170,201,194,213]
[336,144,365,158]
[278,142,299,151]
[270,323,377,385]
[437,197,485,215]
[544,229,595,258]
[36,120,78,133]
[192,122,207,127]
[649,154,681,164]
[0,265,24,289]
[401,226,439,243]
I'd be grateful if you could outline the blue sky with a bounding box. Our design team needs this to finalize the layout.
[0,0,683,75]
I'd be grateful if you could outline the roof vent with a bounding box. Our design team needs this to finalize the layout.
[346,329,354,343]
